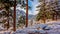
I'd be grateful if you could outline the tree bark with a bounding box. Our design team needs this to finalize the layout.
[43,0,46,24]
[42,15,46,24]
[56,14,57,21]
[52,14,54,20]
[26,0,28,27]
[43,18,46,23]
[13,0,16,31]
[7,10,9,30]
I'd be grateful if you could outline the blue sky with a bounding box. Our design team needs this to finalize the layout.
[15,0,39,15]
[28,0,39,15]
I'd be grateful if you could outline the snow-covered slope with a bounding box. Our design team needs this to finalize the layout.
[16,9,25,21]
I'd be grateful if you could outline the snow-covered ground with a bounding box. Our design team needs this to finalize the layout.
[11,21,60,34]
[0,21,60,34]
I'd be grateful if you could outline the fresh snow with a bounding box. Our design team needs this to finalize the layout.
[13,21,60,34]
[0,21,60,34]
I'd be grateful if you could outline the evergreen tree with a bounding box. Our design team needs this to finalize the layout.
[36,0,60,23]
[0,0,14,29]
[17,16,26,27]
[36,0,53,23]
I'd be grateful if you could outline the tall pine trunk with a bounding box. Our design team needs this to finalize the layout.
[42,15,46,24]
[7,10,9,30]
[52,14,55,20]
[43,18,46,24]
[26,0,28,27]
[43,0,46,24]
[56,14,57,21]
[13,0,16,31]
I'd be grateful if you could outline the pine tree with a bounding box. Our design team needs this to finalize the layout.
[36,0,53,23]
[17,16,26,28]
[0,0,14,29]
[36,0,60,23]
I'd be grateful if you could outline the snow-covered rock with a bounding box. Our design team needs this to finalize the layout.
[13,29,47,34]
[0,26,4,31]
[44,26,52,30]
[39,24,48,29]
[38,30,46,33]
[34,24,48,29]
[4,32,11,34]
[15,29,26,33]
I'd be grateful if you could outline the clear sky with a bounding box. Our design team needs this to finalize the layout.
[28,0,39,15]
